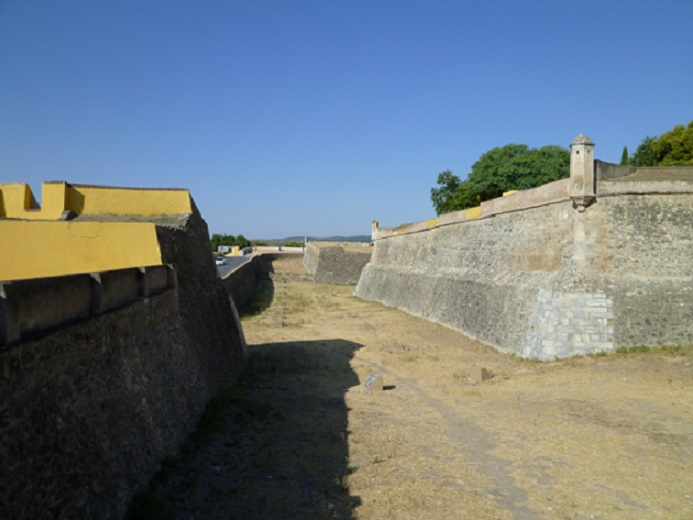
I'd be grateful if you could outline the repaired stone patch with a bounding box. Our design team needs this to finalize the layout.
[524,289,614,360]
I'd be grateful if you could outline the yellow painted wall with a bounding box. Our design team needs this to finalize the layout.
[0,181,192,220]
[465,206,482,220]
[0,221,163,281]
[0,184,38,218]
[66,185,192,215]
[42,182,69,218]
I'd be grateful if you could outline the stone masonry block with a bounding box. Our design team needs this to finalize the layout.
[470,365,491,383]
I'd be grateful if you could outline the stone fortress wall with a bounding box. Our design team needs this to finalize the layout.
[355,135,693,360]
[303,242,372,285]
[0,182,246,519]
[221,253,291,310]
[303,242,321,276]
[0,265,174,345]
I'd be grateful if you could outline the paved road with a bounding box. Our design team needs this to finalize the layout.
[216,256,251,278]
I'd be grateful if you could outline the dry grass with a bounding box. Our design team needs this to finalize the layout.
[142,255,693,519]
[242,256,693,519]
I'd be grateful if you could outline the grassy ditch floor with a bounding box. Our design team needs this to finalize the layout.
[129,256,693,519]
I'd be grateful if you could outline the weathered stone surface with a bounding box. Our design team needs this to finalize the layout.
[1,266,175,345]
[524,289,614,360]
[0,203,247,520]
[356,162,693,359]
[356,201,574,357]
[304,242,373,285]
[569,134,596,211]
[1,292,196,519]
[222,253,280,310]
[303,243,320,277]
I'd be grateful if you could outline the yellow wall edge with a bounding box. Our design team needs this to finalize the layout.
[465,206,482,220]
[0,221,163,281]
[0,181,192,220]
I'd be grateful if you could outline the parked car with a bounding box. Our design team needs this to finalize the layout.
[215,257,226,265]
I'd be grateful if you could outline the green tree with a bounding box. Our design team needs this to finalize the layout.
[431,170,480,215]
[630,136,658,166]
[466,144,570,202]
[210,233,222,252]
[627,120,693,166]
[430,145,570,215]
[651,121,693,165]
[234,234,250,248]
[620,146,629,165]
[210,233,247,251]
[431,170,459,215]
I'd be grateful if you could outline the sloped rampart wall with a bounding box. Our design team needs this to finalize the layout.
[222,254,279,310]
[0,199,246,519]
[356,150,693,359]
[304,243,372,285]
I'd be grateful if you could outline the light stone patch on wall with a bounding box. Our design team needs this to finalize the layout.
[524,289,614,360]
[303,243,320,276]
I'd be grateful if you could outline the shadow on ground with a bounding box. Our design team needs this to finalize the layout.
[231,339,363,519]
[131,339,363,520]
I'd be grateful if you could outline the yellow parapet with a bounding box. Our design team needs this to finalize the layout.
[0,183,38,218]
[0,181,192,220]
[0,221,163,281]
[0,182,67,220]
[41,182,69,218]
[65,184,192,215]
[465,206,482,220]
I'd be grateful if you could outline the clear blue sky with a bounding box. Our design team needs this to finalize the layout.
[1,1,692,239]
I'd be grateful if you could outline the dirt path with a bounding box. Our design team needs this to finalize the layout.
[134,256,693,519]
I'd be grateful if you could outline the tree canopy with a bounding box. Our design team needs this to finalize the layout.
[625,120,693,166]
[210,233,250,251]
[431,144,570,215]
[653,121,693,165]
[630,136,658,166]
[430,170,479,215]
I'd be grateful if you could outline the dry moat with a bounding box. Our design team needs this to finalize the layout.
[130,255,693,520]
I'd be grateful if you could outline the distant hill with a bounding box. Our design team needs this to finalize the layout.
[260,235,371,245]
